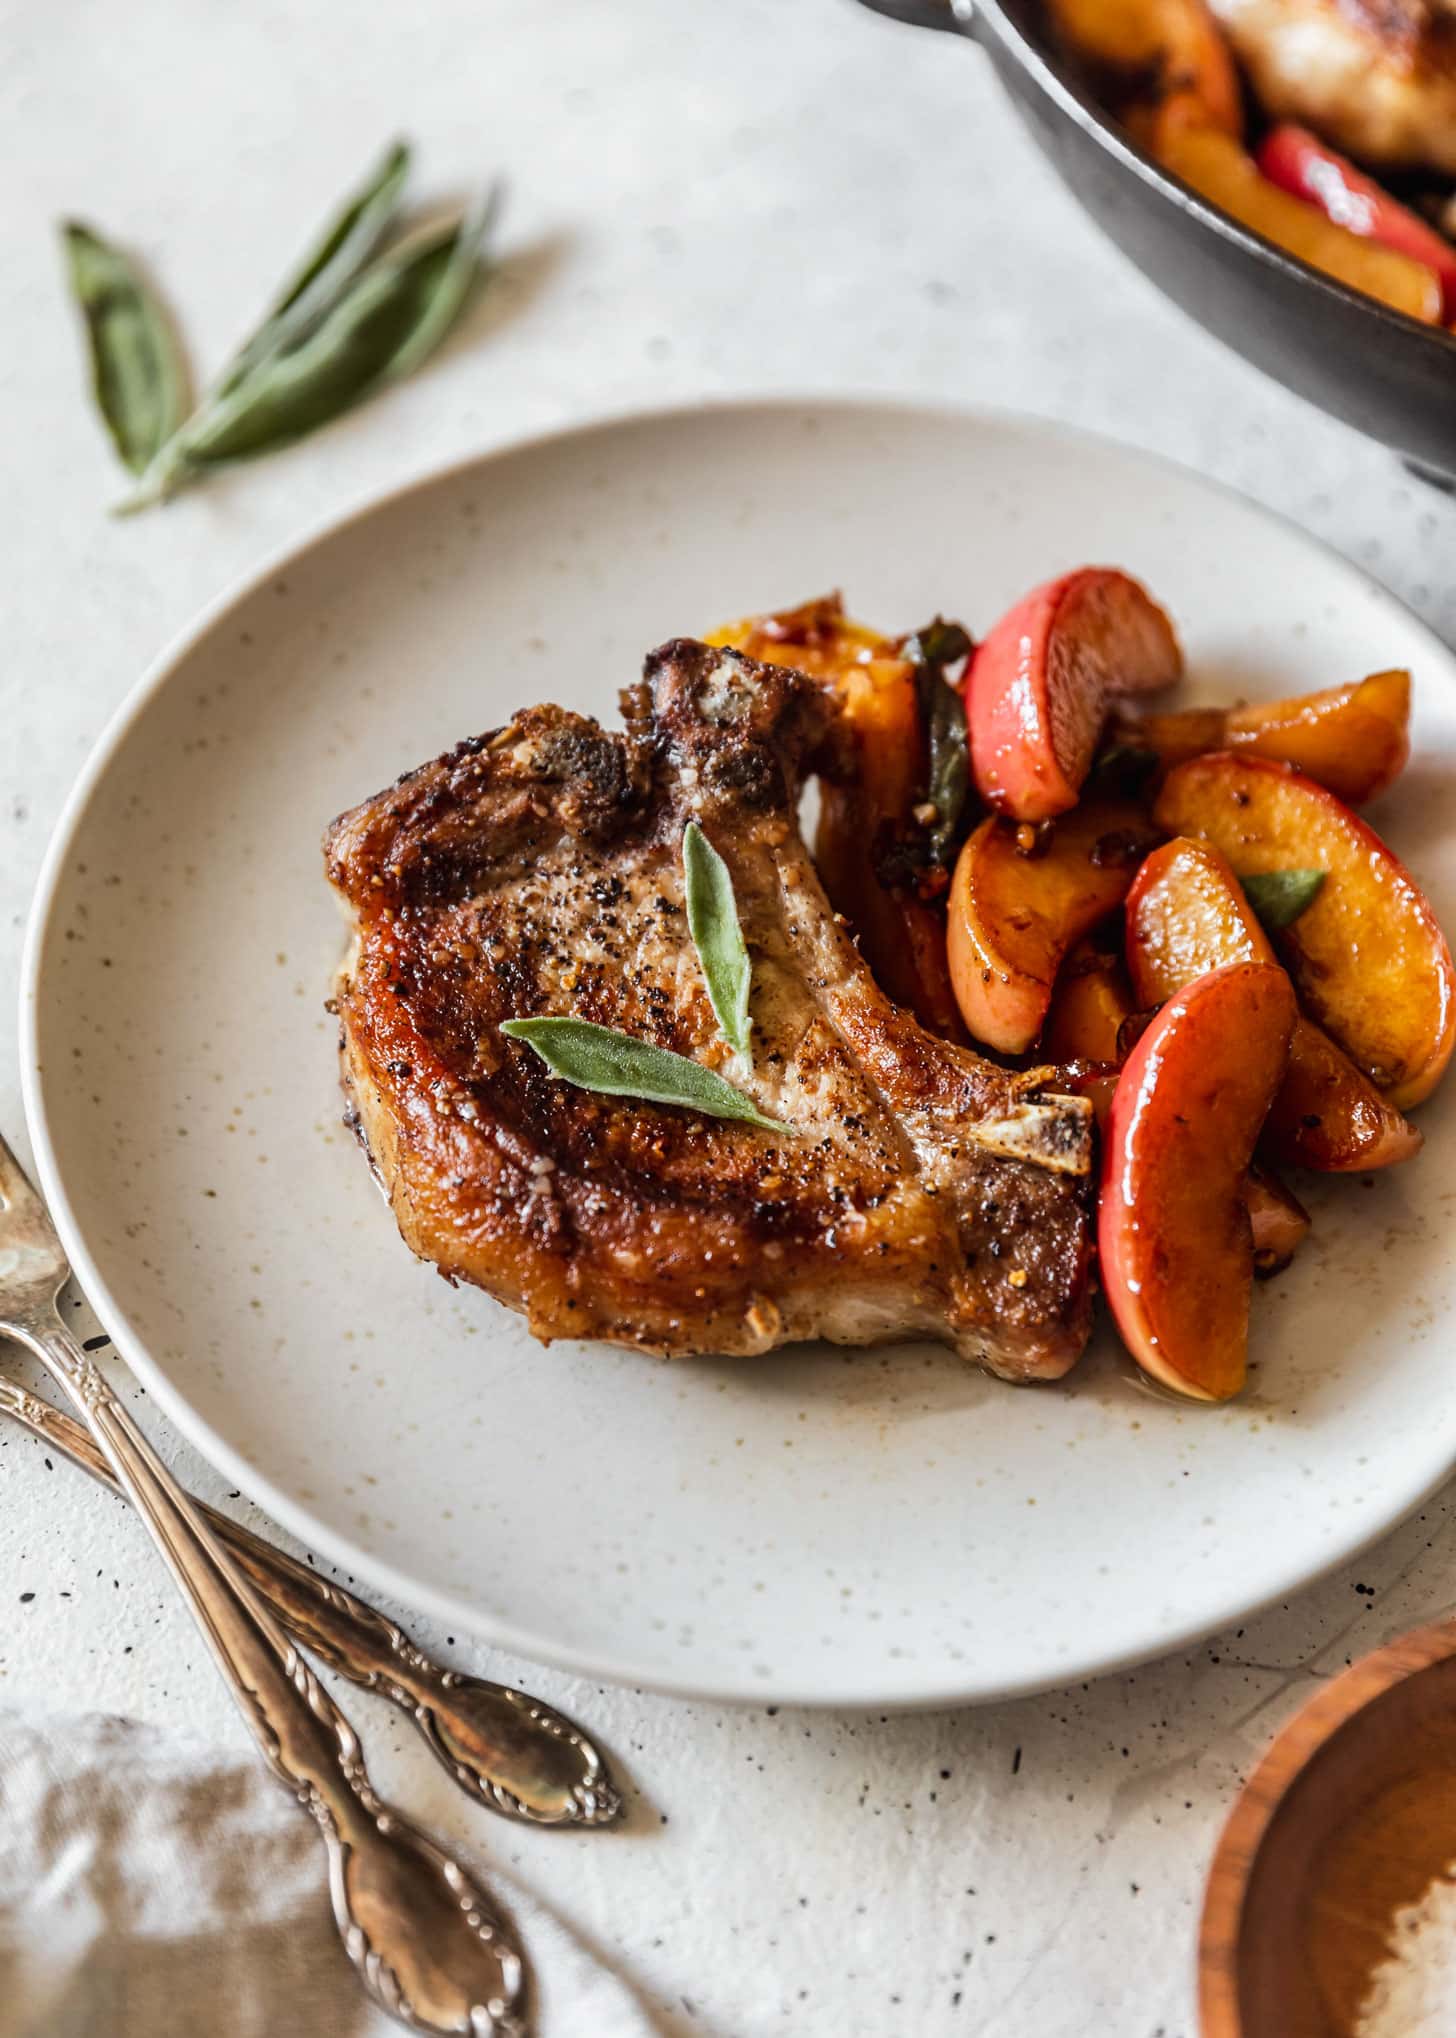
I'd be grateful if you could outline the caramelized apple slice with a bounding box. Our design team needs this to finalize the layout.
[1125,836,1421,1168]
[1246,1164,1310,1278]
[1043,936,1138,1063]
[1047,0,1243,137]
[968,568,1182,821]
[1155,754,1455,1109]
[947,800,1155,1053]
[1258,127,1456,318]
[1114,669,1411,805]
[1100,961,1296,1401]
[1151,125,1443,325]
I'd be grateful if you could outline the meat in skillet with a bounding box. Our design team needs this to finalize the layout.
[1209,0,1456,173]
[323,640,1096,1382]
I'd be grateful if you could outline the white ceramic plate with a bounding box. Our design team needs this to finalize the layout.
[23,401,1456,1708]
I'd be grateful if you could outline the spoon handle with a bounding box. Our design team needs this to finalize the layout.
[0,1375,618,1829]
[15,1311,528,2037]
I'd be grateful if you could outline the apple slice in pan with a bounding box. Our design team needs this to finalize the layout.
[1154,753,1455,1110]
[1100,961,1296,1402]
[1124,836,1421,1170]
[1257,126,1456,319]
[1150,124,1443,325]
[968,568,1181,821]
[946,798,1156,1053]
[1113,669,1410,806]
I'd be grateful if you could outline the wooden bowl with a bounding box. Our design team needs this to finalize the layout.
[1201,1617,1456,2035]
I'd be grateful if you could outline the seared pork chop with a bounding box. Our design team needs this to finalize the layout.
[1210,0,1456,173]
[324,640,1096,1381]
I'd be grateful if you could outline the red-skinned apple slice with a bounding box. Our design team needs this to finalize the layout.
[1124,836,1421,1169]
[968,568,1182,821]
[1257,127,1456,318]
[1100,961,1296,1401]
[1155,753,1456,1110]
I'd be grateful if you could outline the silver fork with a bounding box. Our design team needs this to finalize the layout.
[0,1375,619,1830]
[0,1129,529,2037]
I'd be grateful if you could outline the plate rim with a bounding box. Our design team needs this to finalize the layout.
[21,392,1456,1709]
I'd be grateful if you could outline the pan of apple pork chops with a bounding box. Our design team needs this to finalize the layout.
[857,0,1456,479]
[324,567,1453,1405]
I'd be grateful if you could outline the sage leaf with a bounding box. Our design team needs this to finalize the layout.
[120,183,498,510]
[904,618,973,866]
[500,1018,793,1134]
[1090,739,1159,798]
[683,822,752,1059]
[1242,868,1326,931]
[902,619,971,671]
[215,137,411,396]
[61,221,189,474]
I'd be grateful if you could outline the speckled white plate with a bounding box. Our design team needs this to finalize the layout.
[21,401,1456,1708]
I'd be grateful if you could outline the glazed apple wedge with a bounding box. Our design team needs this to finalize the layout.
[1155,753,1456,1110]
[1043,936,1138,1064]
[1125,836,1422,1170]
[1246,1165,1310,1278]
[1112,669,1410,805]
[947,799,1156,1053]
[1100,962,1296,1402]
[968,568,1182,821]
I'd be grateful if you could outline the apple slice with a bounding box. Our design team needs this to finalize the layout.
[1151,124,1443,324]
[1125,836,1421,1168]
[1155,754,1455,1109]
[1113,669,1410,805]
[947,799,1156,1053]
[968,568,1182,821]
[1043,937,1137,1064]
[1046,0,1243,137]
[1257,127,1456,319]
[1100,961,1296,1401]
[1246,1164,1310,1278]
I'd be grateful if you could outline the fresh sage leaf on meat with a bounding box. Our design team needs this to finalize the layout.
[1241,868,1326,930]
[214,137,412,397]
[61,221,190,474]
[119,181,498,510]
[904,618,973,866]
[500,1018,793,1134]
[683,822,753,1060]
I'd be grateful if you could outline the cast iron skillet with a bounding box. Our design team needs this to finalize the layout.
[858,0,1456,482]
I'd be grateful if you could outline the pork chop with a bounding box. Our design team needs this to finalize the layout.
[323,639,1096,1381]
[1210,0,1456,174]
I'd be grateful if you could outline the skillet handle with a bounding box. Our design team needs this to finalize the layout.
[851,0,975,32]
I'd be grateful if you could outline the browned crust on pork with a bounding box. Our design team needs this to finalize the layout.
[324,640,1095,1380]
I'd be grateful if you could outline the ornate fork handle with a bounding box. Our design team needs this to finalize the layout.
[0,1380,618,1828]
[16,1317,528,2038]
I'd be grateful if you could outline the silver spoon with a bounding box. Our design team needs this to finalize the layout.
[0,1373,619,1829]
[0,1128,527,2036]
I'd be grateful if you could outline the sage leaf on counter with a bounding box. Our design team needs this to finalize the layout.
[215,137,411,396]
[683,822,753,1060]
[1242,868,1326,930]
[500,1018,793,1134]
[117,180,498,511]
[61,222,190,474]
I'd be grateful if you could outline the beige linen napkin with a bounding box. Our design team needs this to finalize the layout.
[0,1706,654,2038]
